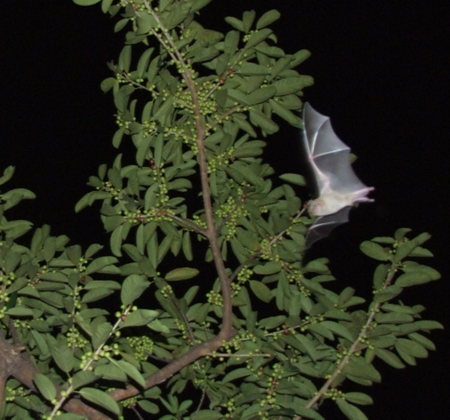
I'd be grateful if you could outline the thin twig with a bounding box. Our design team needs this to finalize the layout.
[192,387,207,419]
[228,208,306,284]
[131,405,145,420]
[302,265,397,413]
[167,289,196,344]
[212,352,271,358]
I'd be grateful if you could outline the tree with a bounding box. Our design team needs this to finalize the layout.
[0,0,442,419]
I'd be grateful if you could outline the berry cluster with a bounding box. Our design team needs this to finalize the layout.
[126,336,154,362]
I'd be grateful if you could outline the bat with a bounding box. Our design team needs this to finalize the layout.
[302,103,374,247]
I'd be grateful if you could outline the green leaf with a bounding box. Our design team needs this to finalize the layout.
[121,274,149,305]
[397,320,443,334]
[223,30,240,55]
[394,232,431,262]
[396,267,440,287]
[273,76,314,95]
[182,232,193,261]
[112,127,125,149]
[249,108,279,134]
[0,166,15,186]
[5,307,35,317]
[394,227,412,240]
[375,312,413,324]
[290,49,312,68]
[5,222,32,239]
[190,0,213,13]
[165,267,199,281]
[92,322,112,349]
[372,263,388,289]
[371,236,395,244]
[120,309,159,329]
[82,288,115,304]
[258,315,286,329]
[360,241,390,261]
[375,348,405,368]
[71,371,99,390]
[395,338,428,358]
[247,86,277,105]
[136,14,158,35]
[79,388,121,416]
[137,48,154,78]
[320,321,355,341]
[253,261,281,275]
[238,62,270,75]
[147,318,170,333]
[242,10,256,32]
[100,77,116,93]
[269,99,302,126]
[85,256,118,275]
[95,363,127,382]
[153,97,174,125]
[73,0,101,5]
[101,0,113,14]
[225,16,244,32]
[295,334,319,361]
[256,9,281,29]
[138,400,160,414]
[33,373,56,402]
[39,272,68,283]
[344,392,373,406]
[84,280,121,290]
[249,280,272,302]
[118,45,132,72]
[409,246,433,257]
[246,28,272,49]
[49,341,75,373]
[336,398,368,420]
[279,173,306,186]
[110,359,145,388]
[223,367,252,383]
[191,410,223,420]
[136,134,152,166]
[408,332,436,350]
[373,285,403,303]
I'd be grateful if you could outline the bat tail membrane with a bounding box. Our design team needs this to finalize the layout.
[305,207,351,248]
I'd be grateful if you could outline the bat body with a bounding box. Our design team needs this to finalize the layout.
[302,103,374,247]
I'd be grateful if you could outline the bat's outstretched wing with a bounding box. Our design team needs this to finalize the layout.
[303,103,368,195]
[302,103,374,247]
[305,207,350,248]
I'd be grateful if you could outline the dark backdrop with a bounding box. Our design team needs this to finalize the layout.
[1,1,449,418]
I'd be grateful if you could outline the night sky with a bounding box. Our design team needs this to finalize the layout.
[1,1,449,418]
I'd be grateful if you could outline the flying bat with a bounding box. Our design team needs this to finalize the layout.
[302,103,374,247]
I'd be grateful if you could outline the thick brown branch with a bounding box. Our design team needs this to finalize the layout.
[0,324,112,419]
[108,334,228,402]
[63,398,110,420]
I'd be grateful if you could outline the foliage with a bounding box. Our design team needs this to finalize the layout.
[0,1,442,420]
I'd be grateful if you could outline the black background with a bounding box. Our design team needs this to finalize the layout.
[1,1,449,419]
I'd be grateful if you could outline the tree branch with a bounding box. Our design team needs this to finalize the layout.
[301,264,397,414]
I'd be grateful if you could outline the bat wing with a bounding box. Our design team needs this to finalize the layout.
[303,103,368,195]
[305,207,351,248]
